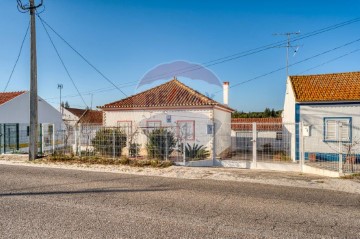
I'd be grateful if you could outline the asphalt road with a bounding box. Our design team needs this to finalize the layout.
[0,165,359,238]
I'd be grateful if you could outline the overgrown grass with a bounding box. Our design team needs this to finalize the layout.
[42,154,173,168]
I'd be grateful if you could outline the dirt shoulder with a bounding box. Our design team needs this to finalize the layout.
[0,154,359,194]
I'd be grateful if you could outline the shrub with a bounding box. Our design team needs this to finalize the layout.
[178,143,210,161]
[119,156,130,165]
[91,128,127,157]
[146,129,176,160]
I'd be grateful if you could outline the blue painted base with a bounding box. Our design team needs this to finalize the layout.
[304,152,360,162]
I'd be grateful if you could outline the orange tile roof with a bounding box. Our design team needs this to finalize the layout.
[78,110,103,124]
[0,91,26,105]
[99,79,233,111]
[65,107,87,118]
[290,71,360,102]
[231,118,282,131]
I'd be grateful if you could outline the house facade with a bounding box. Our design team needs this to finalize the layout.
[282,71,360,161]
[0,91,63,154]
[99,79,234,158]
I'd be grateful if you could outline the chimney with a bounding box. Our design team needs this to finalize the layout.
[223,82,229,105]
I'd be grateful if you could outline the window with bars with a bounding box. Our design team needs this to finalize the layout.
[324,117,351,142]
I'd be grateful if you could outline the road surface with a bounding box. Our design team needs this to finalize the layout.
[0,165,359,238]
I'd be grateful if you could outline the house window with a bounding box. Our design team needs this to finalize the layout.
[324,117,351,142]
[117,121,132,135]
[178,120,195,140]
[276,132,282,140]
[146,121,161,132]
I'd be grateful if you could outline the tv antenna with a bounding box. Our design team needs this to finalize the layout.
[273,31,301,76]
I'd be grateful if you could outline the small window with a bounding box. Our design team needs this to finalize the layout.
[27,126,30,137]
[324,118,351,142]
[276,132,282,140]
[178,121,195,140]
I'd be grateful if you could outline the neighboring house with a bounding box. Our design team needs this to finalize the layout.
[62,107,103,126]
[61,107,103,152]
[282,71,360,161]
[0,91,63,154]
[231,118,283,153]
[62,107,87,126]
[98,78,234,158]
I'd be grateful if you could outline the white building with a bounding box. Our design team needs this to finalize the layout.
[231,118,283,153]
[99,78,234,158]
[283,71,360,162]
[0,91,63,154]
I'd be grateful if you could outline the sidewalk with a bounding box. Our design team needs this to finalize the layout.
[1,154,359,194]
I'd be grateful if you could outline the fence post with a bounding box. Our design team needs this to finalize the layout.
[338,122,343,174]
[212,122,216,166]
[79,125,82,157]
[252,122,257,167]
[74,125,78,156]
[112,129,115,159]
[183,124,187,165]
[299,122,304,172]
[40,123,44,156]
[52,124,55,154]
[165,132,168,161]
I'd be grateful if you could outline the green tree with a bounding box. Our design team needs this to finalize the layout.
[65,101,70,108]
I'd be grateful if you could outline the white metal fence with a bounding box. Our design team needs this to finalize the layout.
[2,121,360,174]
[53,123,214,163]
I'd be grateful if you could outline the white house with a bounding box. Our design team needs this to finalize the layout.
[0,91,63,154]
[231,118,283,153]
[99,78,234,158]
[282,71,360,162]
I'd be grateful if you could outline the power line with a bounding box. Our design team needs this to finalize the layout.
[36,15,360,101]
[38,13,88,107]
[3,21,30,92]
[212,37,360,94]
[297,48,360,74]
[37,14,128,98]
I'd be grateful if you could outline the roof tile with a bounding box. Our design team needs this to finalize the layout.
[99,79,233,111]
[290,72,360,102]
[0,91,26,105]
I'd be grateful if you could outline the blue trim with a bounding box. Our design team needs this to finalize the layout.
[295,104,300,160]
[304,152,360,162]
[323,117,352,143]
[298,102,360,106]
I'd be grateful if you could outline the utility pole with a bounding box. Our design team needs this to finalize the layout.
[58,84,63,115]
[17,0,44,160]
[273,32,300,76]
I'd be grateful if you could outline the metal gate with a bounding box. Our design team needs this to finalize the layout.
[3,124,19,153]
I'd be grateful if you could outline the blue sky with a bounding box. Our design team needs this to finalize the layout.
[0,0,359,111]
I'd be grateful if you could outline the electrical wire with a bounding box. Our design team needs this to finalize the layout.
[39,15,88,108]
[37,14,128,98]
[3,21,30,92]
[297,48,360,74]
[36,15,360,101]
[212,37,360,94]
